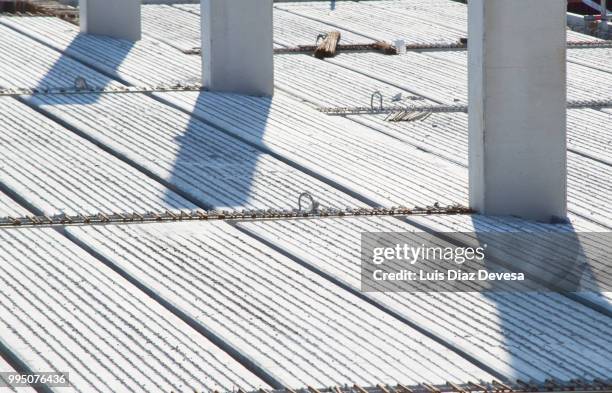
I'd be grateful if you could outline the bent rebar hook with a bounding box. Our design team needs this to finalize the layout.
[298,192,320,213]
[371,91,383,111]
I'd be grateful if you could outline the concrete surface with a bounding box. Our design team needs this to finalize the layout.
[468,0,568,221]
[202,0,274,96]
[80,0,141,41]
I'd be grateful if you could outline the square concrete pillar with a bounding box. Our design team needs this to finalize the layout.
[468,0,567,222]
[80,0,141,41]
[202,0,274,96]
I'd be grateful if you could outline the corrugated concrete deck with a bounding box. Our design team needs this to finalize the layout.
[275,0,600,44]
[275,51,612,112]
[326,51,612,105]
[567,47,612,74]
[0,23,122,90]
[236,215,612,381]
[273,7,375,47]
[169,3,375,48]
[162,1,601,53]
[0,16,201,86]
[0,192,29,217]
[2,16,607,108]
[348,110,611,168]
[566,30,603,42]
[0,97,195,216]
[0,1,609,388]
[141,4,202,52]
[0,227,267,393]
[65,220,495,387]
[325,52,469,105]
[405,214,612,314]
[364,0,468,27]
[346,111,612,228]
[419,49,612,100]
[27,92,365,211]
[567,109,612,165]
[0,13,604,220]
[155,90,469,207]
[275,54,437,108]
[154,90,612,229]
[274,1,467,44]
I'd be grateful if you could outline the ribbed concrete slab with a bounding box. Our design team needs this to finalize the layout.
[567,47,612,74]
[275,54,436,107]
[327,52,612,105]
[348,112,468,167]
[0,97,195,216]
[168,3,291,49]
[66,220,494,387]
[141,4,202,52]
[566,29,604,42]
[350,109,611,167]
[364,1,603,43]
[364,0,467,9]
[155,90,469,207]
[406,214,612,315]
[153,89,608,224]
[0,16,201,86]
[276,50,611,108]
[273,7,375,47]
[276,0,602,44]
[567,109,612,165]
[329,52,467,105]
[0,22,122,90]
[0,227,268,393]
[28,93,365,211]
[236,215,612,382]
[567,154,612,227]
[424,50,612,102]
[4,14,605,108]
[348,112,612,228]
[274,1,466,44]
[172,3,374,48]
[0,193,29,217]
[359,0,468,35]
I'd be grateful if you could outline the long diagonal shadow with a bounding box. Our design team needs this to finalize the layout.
[35,33,134,105]
[16,22,278,213]
[471,217,612,382]
[162,91,273,211]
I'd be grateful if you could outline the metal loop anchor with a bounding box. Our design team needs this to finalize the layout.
[371,91,384,111]
[298,192,320,213]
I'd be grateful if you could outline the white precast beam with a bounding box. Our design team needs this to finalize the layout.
[80,0,141,41]
[201,0,274,96]
[468,0,567,221]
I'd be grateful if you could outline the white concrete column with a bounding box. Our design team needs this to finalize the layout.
[468,0,567,222]
[80,0,141,41]
[202,0,274,96]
